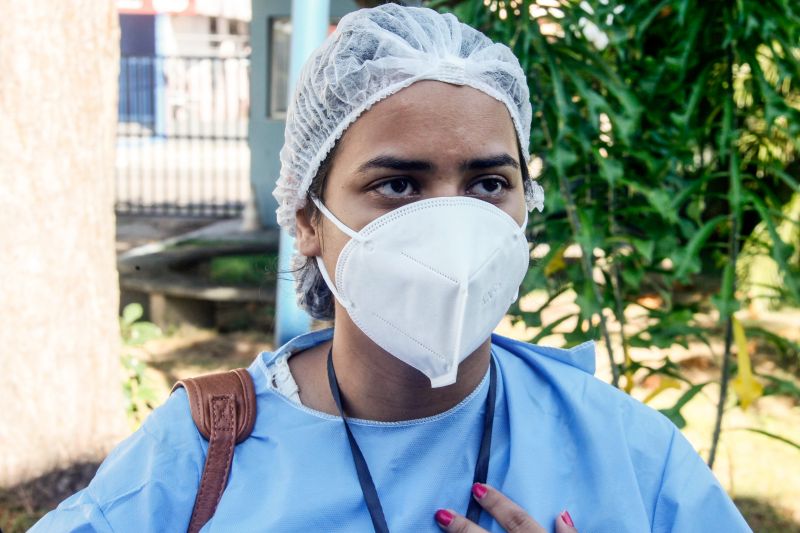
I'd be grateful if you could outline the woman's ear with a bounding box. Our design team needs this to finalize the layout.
[295,207,322,258]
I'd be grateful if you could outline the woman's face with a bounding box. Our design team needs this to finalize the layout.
[295,80,527,280]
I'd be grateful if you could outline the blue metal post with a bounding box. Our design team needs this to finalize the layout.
[275,0,331,346]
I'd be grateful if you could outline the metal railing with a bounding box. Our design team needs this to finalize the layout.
[116,55,250,218]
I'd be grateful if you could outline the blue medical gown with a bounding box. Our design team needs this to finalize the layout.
[32,329,751,532]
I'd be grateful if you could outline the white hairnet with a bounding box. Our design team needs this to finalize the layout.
[273,3,542,237]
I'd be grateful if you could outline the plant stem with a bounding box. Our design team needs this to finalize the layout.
[557,174,621,387]
[611,264,632,390]
[608,177,632,390]
[708,315,734,469]
[708,37,742,470]
[533,29,621,388]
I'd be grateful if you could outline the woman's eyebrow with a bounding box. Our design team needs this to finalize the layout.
[357,155,435,173]
[460,153,520,171]
[355,153,520,174]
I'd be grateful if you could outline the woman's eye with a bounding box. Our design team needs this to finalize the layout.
[373,178,417,198]
[468,177,508,197]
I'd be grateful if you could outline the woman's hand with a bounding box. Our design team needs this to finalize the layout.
[434,483,577,533]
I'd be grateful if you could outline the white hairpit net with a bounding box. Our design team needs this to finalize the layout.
[274,3,543,236]
[273,3,544,319]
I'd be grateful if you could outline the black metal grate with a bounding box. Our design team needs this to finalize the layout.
[115,55,250,218]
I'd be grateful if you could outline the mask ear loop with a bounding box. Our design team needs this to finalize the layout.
[508,210,530,306]
[310,197,362,241]
[309,196,359,309]
[315,256,348,308]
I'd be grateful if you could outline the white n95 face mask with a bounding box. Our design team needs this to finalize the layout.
[312,196,530,388]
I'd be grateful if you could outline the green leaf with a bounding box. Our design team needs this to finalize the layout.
[744,190,800,303]
[552,145,578,171]
[127,322,162,346]
[673,215,728,279]
[122,303,144,326]
[759,327,800,360]
[645,189,679,223]
[738,428,800,452]
[631,238,655,263]
[712,263,741,321]
[621,267,644,291]
[597,155,624,186]
[659,383,710,429]
[770,166,800,193]
[529,313,576,345]
[758,373,800,399]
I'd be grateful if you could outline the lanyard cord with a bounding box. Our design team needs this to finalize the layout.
[327,348,390,533]
[326,348,497,532]
[465,354,497,523]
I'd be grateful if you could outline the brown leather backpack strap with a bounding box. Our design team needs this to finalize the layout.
[171,368,256,533]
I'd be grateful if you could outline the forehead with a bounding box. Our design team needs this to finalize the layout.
[336,80,519,162]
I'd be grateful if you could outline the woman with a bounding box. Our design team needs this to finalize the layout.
[34,4,750,532]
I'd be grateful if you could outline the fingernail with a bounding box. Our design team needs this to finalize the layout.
[560,510,575,527]
[435,509,454,526]
[472,482,488,499]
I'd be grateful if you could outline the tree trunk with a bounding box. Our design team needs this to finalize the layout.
[0,0,125,488]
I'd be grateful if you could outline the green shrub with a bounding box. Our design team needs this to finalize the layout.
[119,304,161,428]
[431,0,800,461]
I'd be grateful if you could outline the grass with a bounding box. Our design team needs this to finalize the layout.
[208,253,278,286]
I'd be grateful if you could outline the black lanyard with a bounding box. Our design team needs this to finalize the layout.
[326,348,497,533]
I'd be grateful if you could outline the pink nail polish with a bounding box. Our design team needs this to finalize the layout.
[560,510,575,527]
[472,482,488,499]
[435,509,454,526]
